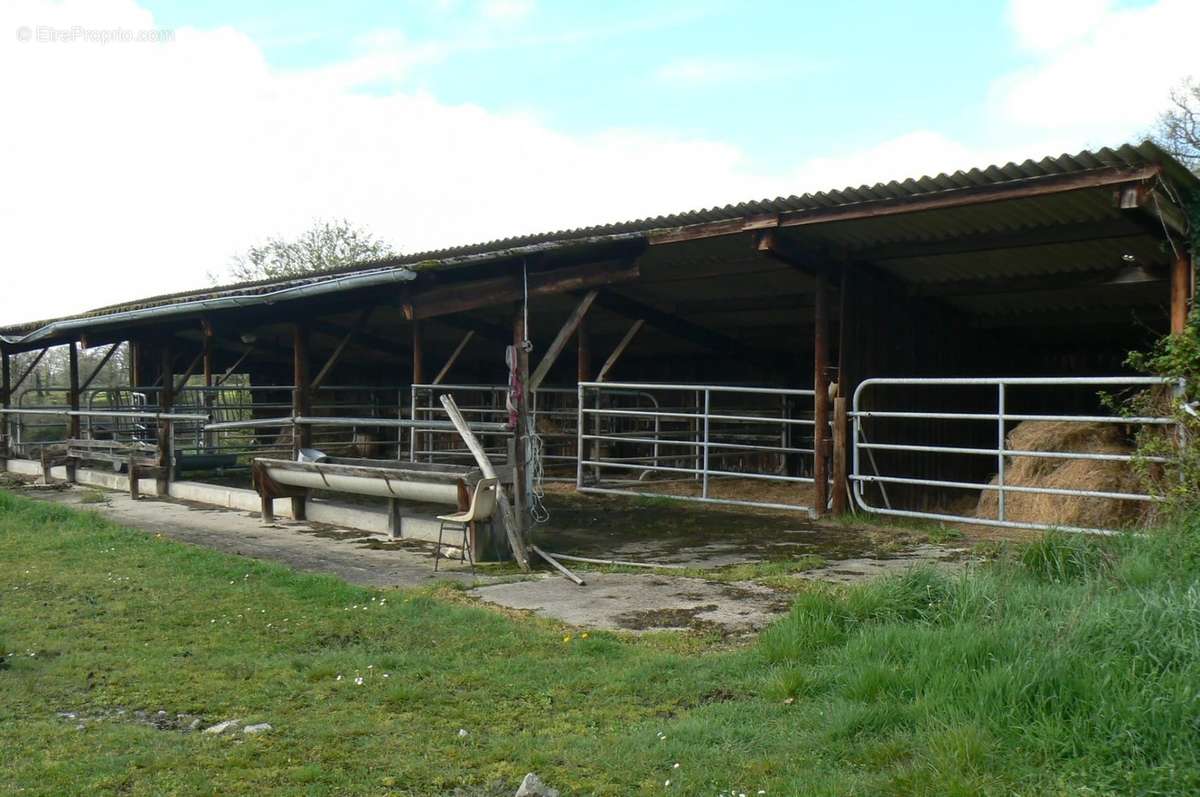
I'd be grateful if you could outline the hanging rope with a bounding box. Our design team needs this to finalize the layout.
[512,260,549,524]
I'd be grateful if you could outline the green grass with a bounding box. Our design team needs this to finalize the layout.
[3,490,1200,795]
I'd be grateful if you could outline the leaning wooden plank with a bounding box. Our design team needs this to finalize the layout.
[541,551,687,570]
[439,394,531,572]
[531,545,585,586]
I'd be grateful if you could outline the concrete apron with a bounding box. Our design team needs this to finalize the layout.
[3,458,444,544]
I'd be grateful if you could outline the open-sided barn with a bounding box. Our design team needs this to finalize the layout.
[1,142,1196,558]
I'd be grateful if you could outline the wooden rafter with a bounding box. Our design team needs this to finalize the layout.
[310,307,374,391]
[529,290,597,392]
[78,344,120,392]
[857,218,1150,261]
[172,348,206,395]
[594,291,780,369]
[433,330,475,385]
[405,259,639,321]
[755,230,836,279]
[596,319,644,383]
[10,348,48,394]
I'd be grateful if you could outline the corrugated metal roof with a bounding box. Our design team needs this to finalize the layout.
[2,140,1194,339]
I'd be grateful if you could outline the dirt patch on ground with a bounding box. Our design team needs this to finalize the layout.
[538,486,881,567]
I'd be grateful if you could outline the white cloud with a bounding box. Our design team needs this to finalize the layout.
[1006,0,1112,52]
[0,0,1191,329]
[993,0,1198,142]
[480,0,534,22]
[0,0,775,325]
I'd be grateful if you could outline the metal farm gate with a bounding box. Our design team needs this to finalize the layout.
[576,381,820,513]
[850,376,1179,535]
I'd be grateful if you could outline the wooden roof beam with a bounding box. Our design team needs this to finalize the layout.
[856,218,1151,262]
[594,290,783,369]
[755,230,838,279]
[529,290,597,393]
[405,258,639,321]
[648,165,1162,246]
[909,268,1165,299]
[1116,183,1189,240]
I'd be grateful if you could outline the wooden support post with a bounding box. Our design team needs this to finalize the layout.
[528,289,597,392]
[812,274,830,516]
[411,320,424,385]
[291,324,311,521]
[128,453,140,500]
[260,492,275,524]
[433,330,475,386]
[156,343,173,496]
[512,306,530,539]
[831,396,849,515]
[1,347,10,467]
[1171,250,1192,334]
[129,341,142,390]
[577,315,591,383]
[66,342,80,483]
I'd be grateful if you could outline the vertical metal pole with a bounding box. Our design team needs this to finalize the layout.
[851,401,861,508]
[66,342,80,483]
[780,394,788,474]
[409,384,418,462]
[576,382,585,488]
[997,382,1006,522]
[156,343,173,496]
[412,321,424,463]
[0,347,10,468]
[202,331,214,451]
[701,388,711,498]
[397,387,404,461]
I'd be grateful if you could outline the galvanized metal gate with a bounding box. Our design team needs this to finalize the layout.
[850,376,1178,535]
[576,381,819,513]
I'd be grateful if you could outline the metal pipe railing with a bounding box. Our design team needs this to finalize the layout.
[850,375,1180,535]
[577,381,819,514]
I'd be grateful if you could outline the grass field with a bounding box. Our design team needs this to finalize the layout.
[2,489,1199,796]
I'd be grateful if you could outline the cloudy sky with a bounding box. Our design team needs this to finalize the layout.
[0,0,1196,325]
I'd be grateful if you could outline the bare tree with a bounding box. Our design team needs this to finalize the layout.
[219,219,398,283]
[1154,77,1200,173]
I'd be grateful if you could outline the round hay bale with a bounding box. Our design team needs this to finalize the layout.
[975,420,1149,530]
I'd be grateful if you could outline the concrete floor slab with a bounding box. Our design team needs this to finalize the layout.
[470,572,792,633]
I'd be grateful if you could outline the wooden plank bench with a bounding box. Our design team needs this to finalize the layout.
[58,438,164,498]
